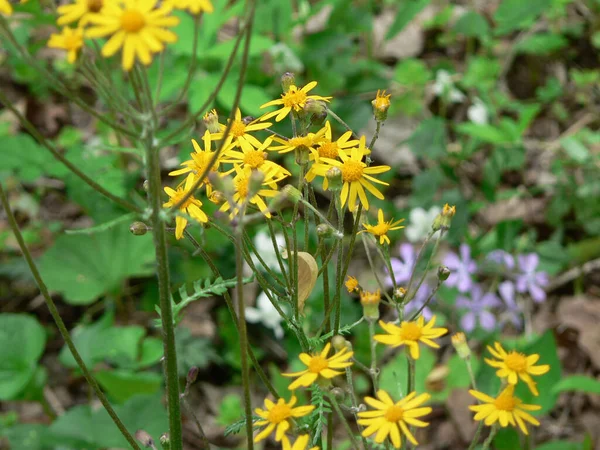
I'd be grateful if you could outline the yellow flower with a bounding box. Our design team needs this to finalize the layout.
[469,385,541,435]
[254,396,315,442]
[220,165,288,218]
[164,0,213,14]
[163,175,208,239]
[260,81,332,122]
[202,108,220,133]
[221,136,290,181]
[310,121,360,160]
[372,89,391,121]
[282,343,353,390]
[374,316,447,359]
[270,127,327,155]
[345,275,359,294]
[47,27,84,64]
[359,209,404,245]
[451,332,471,360]
[357,390,432,448]
[212,108,272,152]
[485,342,550,396]
[0,0,13,15]
[86,0,179,71]
[57,0,110,25]
[442,203,456,217]
[282,435,319,450]
[307,137,390,211]
[360,289,381,306]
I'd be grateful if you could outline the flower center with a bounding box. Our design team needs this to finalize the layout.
[341,159,364,182]
[370,223,390,237]
[505,352,527,372]
[399,322,422,341]
[87,0,103,12]
[121,9,145,33]
[64,35,82,50]
[494,392,517,411]
[243,150,266,169]
[267,404,292,424]
[235,175,249,198]
[308,356,329,373]
[230,120,247,138]
[288,136,311,149]
[282,88,307,108]
[318,142,339,159]
[384,405,404,422]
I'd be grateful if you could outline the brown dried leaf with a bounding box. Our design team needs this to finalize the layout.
[283,251,318,313]
[557,296,600,369]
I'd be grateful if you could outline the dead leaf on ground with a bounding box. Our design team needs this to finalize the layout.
[557,296,600,369]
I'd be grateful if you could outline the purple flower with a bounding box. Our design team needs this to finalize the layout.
[516,253,549,303]
[387,243,416,286]
[498,281,521,328]
[487,250,515,270]
[404,284,434,320]
[456,285,500,332]
[444,244,477,292]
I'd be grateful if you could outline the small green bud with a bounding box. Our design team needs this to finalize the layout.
[451,333,471,360]
[304,99,327,115]
[433,203,456,231]
[310,110,328,127]
[143,180,150,192]
[438,265,450,281]
[203,109,221,133]
[332,335,347,351]
[325,167,343,192]
[393,287,406,302]
[372,90,391,122]
[295,146,310,165]
[208,171,234,196]
[360,290,381,321]
[130,221,148,236]
[248,170,265,198]
[316,223,335,238]
[281,72,295,92]
[160,433,170,450]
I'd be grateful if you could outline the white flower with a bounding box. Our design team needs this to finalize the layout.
[433,70,465,103]
[251,230,286,272]
[467,98,489,125]
[245,291,285,339]
[405,206,441,243]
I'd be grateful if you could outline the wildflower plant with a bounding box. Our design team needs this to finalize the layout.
[0,1,558,449]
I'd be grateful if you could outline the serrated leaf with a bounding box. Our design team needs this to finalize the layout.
[38,226,155,305]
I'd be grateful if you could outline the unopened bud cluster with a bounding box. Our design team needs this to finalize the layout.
[432,203,456,231]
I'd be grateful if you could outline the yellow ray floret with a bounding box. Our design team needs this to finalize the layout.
[163,175,208,239]
[260,81,332,122]
[0,0,13,15]
[309,120,361,161]
[359,208,404,245]
[86,0,179,71]
[254,396,315,443]
[47,27,84,63]
[270,127,327,155]
[485,342,550,396]
[469,385,542,435]
[357,390,432,449]
[374,316,447,360]
[282,342,353,390]
[220,136,290,180]
[57,0,111,26]
[164,0,213,14]
[211,108,272,153]
[281,434,319,450]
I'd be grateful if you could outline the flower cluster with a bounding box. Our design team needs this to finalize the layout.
[46,0,213,69]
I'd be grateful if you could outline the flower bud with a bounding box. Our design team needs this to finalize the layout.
[135,430,155,449]
[325,167,343,192]
[209,190,227,204]
[295,146,310,166]
[438,265,450,281]
[160,433,170,450]
[393,287,406,302]
[432,203,456,231]
[345,275,360,294]
[316,223,336,238]
[187,366,199,385]
[281,72,295,92]
[143,180,150,192]
[372,90,391,122]
[451,332,471,360]
[203,109,221,133]
[208,171,233,196]
[130,221,148,236]
[304,99,327,116]
[310,110,328,127]
[269,184,302,211]
[360,289,381,321]
[332,335,347,351]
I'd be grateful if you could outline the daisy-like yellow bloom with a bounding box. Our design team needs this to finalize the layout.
[0,0,12,15]
[47,27,84,64]
[357,390,432,448]
[221,136,290,182]
[57,0,110,26]
[220,165,288,218]
[165,0,213,14]
[254,396,315,443]
[212,108,272,152]
[86,0,179,71]
[308,120,360,161]
[469,385,541,435]
[374,316,447,359]
[345,275,359,293]
[485,342,550,396]
[260,81,332,122]
[282,435,319,450]
[163,175,208,239]
[359,209,404,245]
[307,138,390,211]
[282,342,353,390]
[270,127,327,155]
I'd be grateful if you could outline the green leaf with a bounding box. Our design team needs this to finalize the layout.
[456,123,513,144]
[95,370,163,403]
[493,0,551,35]
[561,136,590,163]
[379,347,436,397]
[65,212,137,235]
[386,0,432,39]
[493,427,521,450]
[0,314,46,400]
[59,312,113,369]
[551,375,600,395]
[535,441,586,450]
[515,33,568,55]
[393,58,431,87]
[1,424,52,450]
[407,117,447,160]
[38,226,155,305]
[461,56,501,90]
[453,11,490,38]
[0,134,61,182]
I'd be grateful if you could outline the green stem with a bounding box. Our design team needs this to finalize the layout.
[326,108,359,139]
[407,356,415,394]
[329,395,360,450]
[344,368,369,450]
[467,422,484,450]
[0,182,141,450]
[481,425,498,450]
[333,196,344,334]
[369,121,382,150]
[368,320,379,390]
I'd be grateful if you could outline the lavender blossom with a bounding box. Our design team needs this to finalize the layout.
[456,285,500,332]
[444,244,477,292]
[387,243,416,286]
[516,253,549,303]
[404,284,434,320]
[487,249,515,270]
[498,281,522,328]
